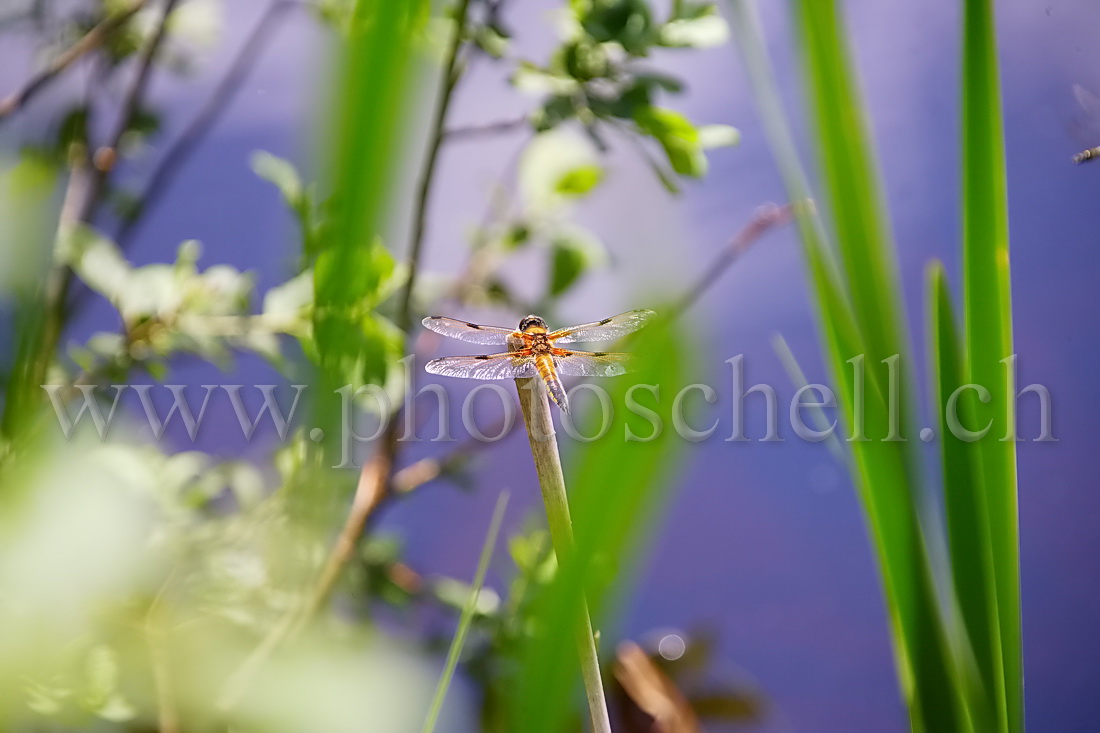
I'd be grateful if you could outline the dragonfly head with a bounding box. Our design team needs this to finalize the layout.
[518,315,548,333]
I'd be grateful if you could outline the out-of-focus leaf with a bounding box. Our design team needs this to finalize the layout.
[263,270,314,320]
[576,0,655,56]
[520,130,601,212]
[633,107,706,177]
[548,227,606,296]
[659,13,729,48]
[513,63,582,97]
[697,124,739,149]
[312,0,427,443]
[252,151,304,210]
[554,164,604,197]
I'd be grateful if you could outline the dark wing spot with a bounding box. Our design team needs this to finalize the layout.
[466,322,482,329]
[428,315,442,319]
[593,352,608,357]
[474,355,491,360]
[599,317,613,325]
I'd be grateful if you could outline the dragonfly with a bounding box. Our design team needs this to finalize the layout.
[422,309,655,413]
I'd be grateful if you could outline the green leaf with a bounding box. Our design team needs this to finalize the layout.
[659,12,729,48]
[312,0,427,434]
[633,106,706,177]
[548,228,605,296]
[961,0,1020,729]
[577,0,655,55]
[554,164,604,197]
[729,1,972,729]
[251,150,304,209]
[519,130,601,212]
[928,262,998,733]
[698,123,740,149]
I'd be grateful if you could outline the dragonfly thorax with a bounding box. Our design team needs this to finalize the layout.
[529,334,552,353]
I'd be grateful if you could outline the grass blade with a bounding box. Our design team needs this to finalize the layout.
[421,490,510,733]
[960,0,1020,729]
[928,261,1000,732]
[729,1,969,728]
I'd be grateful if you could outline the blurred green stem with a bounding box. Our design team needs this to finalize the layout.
[515,377,612,733]
[421,490,509,733]
[222,0,477,708]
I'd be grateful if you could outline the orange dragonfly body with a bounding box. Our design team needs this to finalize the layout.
[423,310,654,412]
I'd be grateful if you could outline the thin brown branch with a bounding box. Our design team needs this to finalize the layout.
[93,0,182,180]
[32,0,180,394]
[395,0,473,334]
[671,202,797,318]
[117,0,298,246]
[444,115,528,140]
[0,0,149,119]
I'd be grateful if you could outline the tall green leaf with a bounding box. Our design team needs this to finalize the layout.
[960,0,1020,729]
[728,1,969,729]
[313,0,427,419]
[929,261,1000,733]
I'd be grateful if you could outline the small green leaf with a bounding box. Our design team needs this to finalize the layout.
[251,150,304,209]
[262,270,314,319]
[633,106,706,177]
[554,164,604,197]
[698,124,740,149]
[548,227,606,296]
[659,13,729,48]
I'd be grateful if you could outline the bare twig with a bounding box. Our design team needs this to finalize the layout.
[444,115,528,140]
[33,0,178,403]
[515,377,612,733]
[117,0,298,246]
[671,201,797,318]
[396,0,473,333]
[0,0,149,119]
[93,0,182,180]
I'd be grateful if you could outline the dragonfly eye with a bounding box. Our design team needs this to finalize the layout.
[518,315,547,331]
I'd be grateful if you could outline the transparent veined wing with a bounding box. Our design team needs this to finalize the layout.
[425,352,536,379]
[553,351,631,377]
[422,316,516,345]
[550,309,655,344]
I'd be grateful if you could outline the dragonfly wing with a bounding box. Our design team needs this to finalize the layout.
[425,352,537,379]
[550,309,655,344]
[422,316,515,345]
[553,351,631,377]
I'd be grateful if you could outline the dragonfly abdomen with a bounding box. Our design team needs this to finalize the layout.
[535,354,569,412]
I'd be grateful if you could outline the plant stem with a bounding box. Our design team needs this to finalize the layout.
[396,0,472,333]
[515,377,612,733]
[421,490,509,733]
